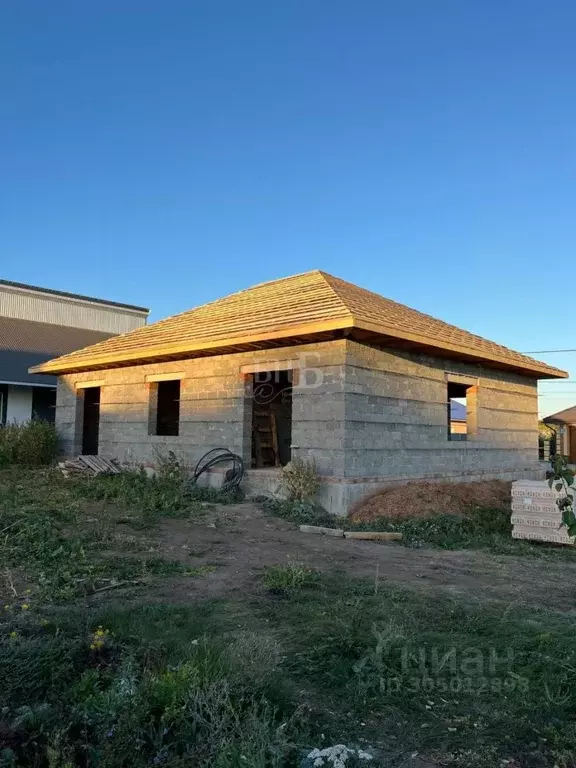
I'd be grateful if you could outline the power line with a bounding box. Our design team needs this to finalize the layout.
[538,390,576,397]
[523,349,576,354]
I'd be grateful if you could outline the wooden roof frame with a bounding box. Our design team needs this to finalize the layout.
[30,315,566,379]
[29,271,567,380]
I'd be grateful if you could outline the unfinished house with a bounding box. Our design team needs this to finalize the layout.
[543,406,576,463]
[31,271,566,516]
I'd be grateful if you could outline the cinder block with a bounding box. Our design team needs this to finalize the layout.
[299,524,344,537]
[512,524,575,545]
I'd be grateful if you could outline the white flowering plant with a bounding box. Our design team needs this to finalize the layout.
[301,743,373,767]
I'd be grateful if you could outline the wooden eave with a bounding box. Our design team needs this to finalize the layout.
[29,314,567,379]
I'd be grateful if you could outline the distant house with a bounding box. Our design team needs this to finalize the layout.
[0,280,148,424]
[543,406,576,463]
[31,270,566,516]
[449,399,467,439]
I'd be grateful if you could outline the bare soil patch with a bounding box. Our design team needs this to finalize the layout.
[146,501,576,612]
[351,479,511,521]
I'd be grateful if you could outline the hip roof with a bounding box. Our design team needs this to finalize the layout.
[29,270,567,379]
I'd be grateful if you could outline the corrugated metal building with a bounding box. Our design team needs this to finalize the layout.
[0,280,148,424]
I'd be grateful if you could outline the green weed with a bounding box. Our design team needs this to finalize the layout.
[0,604,296,768]
[0,421,58,467]
[186,482,244,504]
[0,470,210,602]
[277,457,320,502]
[70,469,202,526]
[261,497,337,527]
[3,565,576,766]
[263,497,576,558]
[263,559,320,595]
[4,577,576,767]
[71,468,241,528]
[5,469,576,767]
[261,574,576,766]
[352,508,576,557]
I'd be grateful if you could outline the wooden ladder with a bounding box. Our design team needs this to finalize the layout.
[252,409,280,467]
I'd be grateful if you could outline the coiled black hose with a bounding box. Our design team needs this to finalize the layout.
[189,448,244,492]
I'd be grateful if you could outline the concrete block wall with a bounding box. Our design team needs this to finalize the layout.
[55,340,347,471]
[342,341,540,481]
[54,336,544,514]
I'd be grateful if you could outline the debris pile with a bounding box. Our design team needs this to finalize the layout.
[351,480,511,521]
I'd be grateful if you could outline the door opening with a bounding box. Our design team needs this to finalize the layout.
[251,370,292,467]
[82,387,101,455]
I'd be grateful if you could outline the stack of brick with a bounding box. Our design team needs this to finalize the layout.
[511,479,575,545]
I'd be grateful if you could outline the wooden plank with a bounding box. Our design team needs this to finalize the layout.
[76,455,120,475]
[103,458,120,474]
[93,457,110,474]
[93,457,115,474]
[78,455,100,474]
[101,458,120,474]
[343,531,403,541]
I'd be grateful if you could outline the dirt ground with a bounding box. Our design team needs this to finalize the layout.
[351,479,512,521]
[131,502,576,612]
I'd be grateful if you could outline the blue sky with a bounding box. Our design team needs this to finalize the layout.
[2,1,575,415]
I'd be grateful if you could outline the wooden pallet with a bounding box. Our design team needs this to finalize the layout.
[59,455,121,477]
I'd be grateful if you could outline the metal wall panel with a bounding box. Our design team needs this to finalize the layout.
[0,285,147,333]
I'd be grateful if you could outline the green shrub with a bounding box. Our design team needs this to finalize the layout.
[0,421,58,467]
[277,457,320,502]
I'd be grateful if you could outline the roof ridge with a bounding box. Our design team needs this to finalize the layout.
[315,271,355,319]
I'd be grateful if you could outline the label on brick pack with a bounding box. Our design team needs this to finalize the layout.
[512,502,559,514]
[511,487,557,500]
[511,516,561,528]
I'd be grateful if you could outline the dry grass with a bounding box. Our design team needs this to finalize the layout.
[350,479,511,522]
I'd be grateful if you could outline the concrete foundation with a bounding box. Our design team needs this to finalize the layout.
[242,466,544,517]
